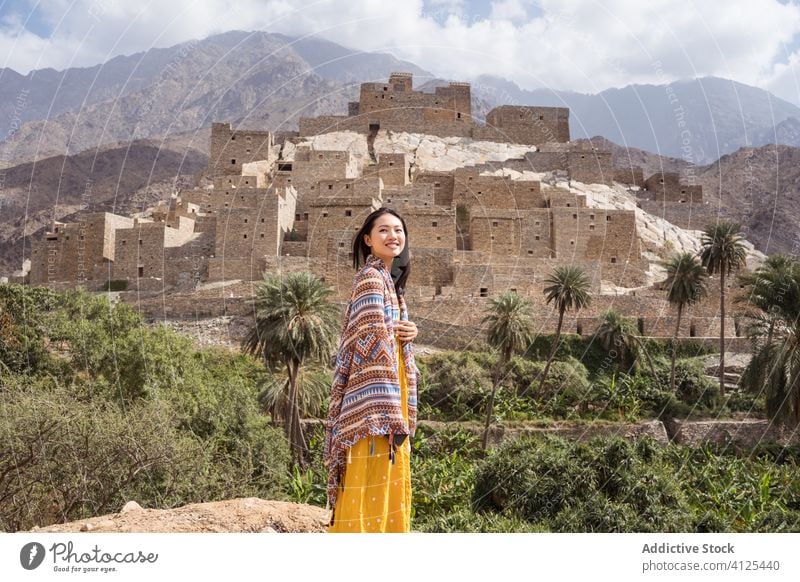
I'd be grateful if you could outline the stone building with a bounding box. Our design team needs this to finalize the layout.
[642,172,703,203]
[210,122,275,177]
[23,71,743,347]
[29,213,133,285]
[298,73,569,147]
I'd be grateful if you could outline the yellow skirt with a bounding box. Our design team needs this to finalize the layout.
[328,342,412,533]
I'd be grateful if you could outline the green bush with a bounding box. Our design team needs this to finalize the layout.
[0,379,290,532]
[0,284,62,375]
[102,279,129,291]
[526,334,607,376]
[472,435,693,532]
[416,351,495,420]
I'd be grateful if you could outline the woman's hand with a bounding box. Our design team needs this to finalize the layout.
[395,320,418,342]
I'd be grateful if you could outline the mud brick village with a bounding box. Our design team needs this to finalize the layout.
[22,73,759,349]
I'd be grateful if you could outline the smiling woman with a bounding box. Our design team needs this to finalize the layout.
[323,207,421,533]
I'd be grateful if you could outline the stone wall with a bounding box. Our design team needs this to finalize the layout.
[415,172,455,206]
[29,213,133,284]
[370,153,409,187]
[383,183,435,207]
[306,196,379,259]
[643,171,703,202]
[638,200,716,231]
[474,106,570,145]
[452,170,546,209]
[613,166,645,187]
[210,122,274,177]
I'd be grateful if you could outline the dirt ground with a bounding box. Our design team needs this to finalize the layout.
[31,498,330,533]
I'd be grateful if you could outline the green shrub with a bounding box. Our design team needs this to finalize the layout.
[416,351,495,420]
[0,380,290,532]
[416,506,547,532]
[102,279,129,291]
[472,435,693,532]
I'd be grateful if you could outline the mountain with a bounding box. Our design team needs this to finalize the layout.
[696,145,800,255]
[474,75,800,164]
[0,31,433,166]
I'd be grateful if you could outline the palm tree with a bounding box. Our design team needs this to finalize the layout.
[243,271,339,466]
[663,252,708,393]
[739,259,800,425]
[480,290,535,449]
[539,265,591,395]
[594,309,660,385]
[700,221,748,396]
[737,255,800,347]
[737,255,800,426]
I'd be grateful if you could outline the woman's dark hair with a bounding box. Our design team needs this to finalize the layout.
[352,207,411,295]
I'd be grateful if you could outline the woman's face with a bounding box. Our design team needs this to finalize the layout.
[364,213,405,264]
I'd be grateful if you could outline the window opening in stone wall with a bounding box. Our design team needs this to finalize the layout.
[432,221,438,226]
[589,225,595,230]
[345,210,352,217]
[689,324,696,338]
[610,257,617,263]
[576,323,583,335]
[570,240,574,245]
[573,214,577,219]
[244,219,248,223]
[528,250,533,255]
[231,135,235,141]
[606,216,611,221]
[231,159,236,165]
[638,318,644,334]
[323,212,328,218]
[539,115,544,120]
[434,182,441,187]
[295,214,300,220]
[328,184,333,190]
[243,234,247,239]
[303,213,309,220]
[122,240,126,245]
[492,221,499,227]
[535,235,540,240]
[138,266,144,277]
[260,234,265,238]
[479,288,488,297]
[139,239,142,245]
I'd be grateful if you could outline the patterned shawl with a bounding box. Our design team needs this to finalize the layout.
[323,253,419,509]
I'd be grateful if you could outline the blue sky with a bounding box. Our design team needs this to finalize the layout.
[2,0,800,105]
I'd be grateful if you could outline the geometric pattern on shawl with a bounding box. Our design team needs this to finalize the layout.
[324,254,419,510]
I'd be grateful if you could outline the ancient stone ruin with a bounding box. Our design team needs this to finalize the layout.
[28,73,749,348]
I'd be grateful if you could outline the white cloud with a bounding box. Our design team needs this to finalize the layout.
[0,0,799,102]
